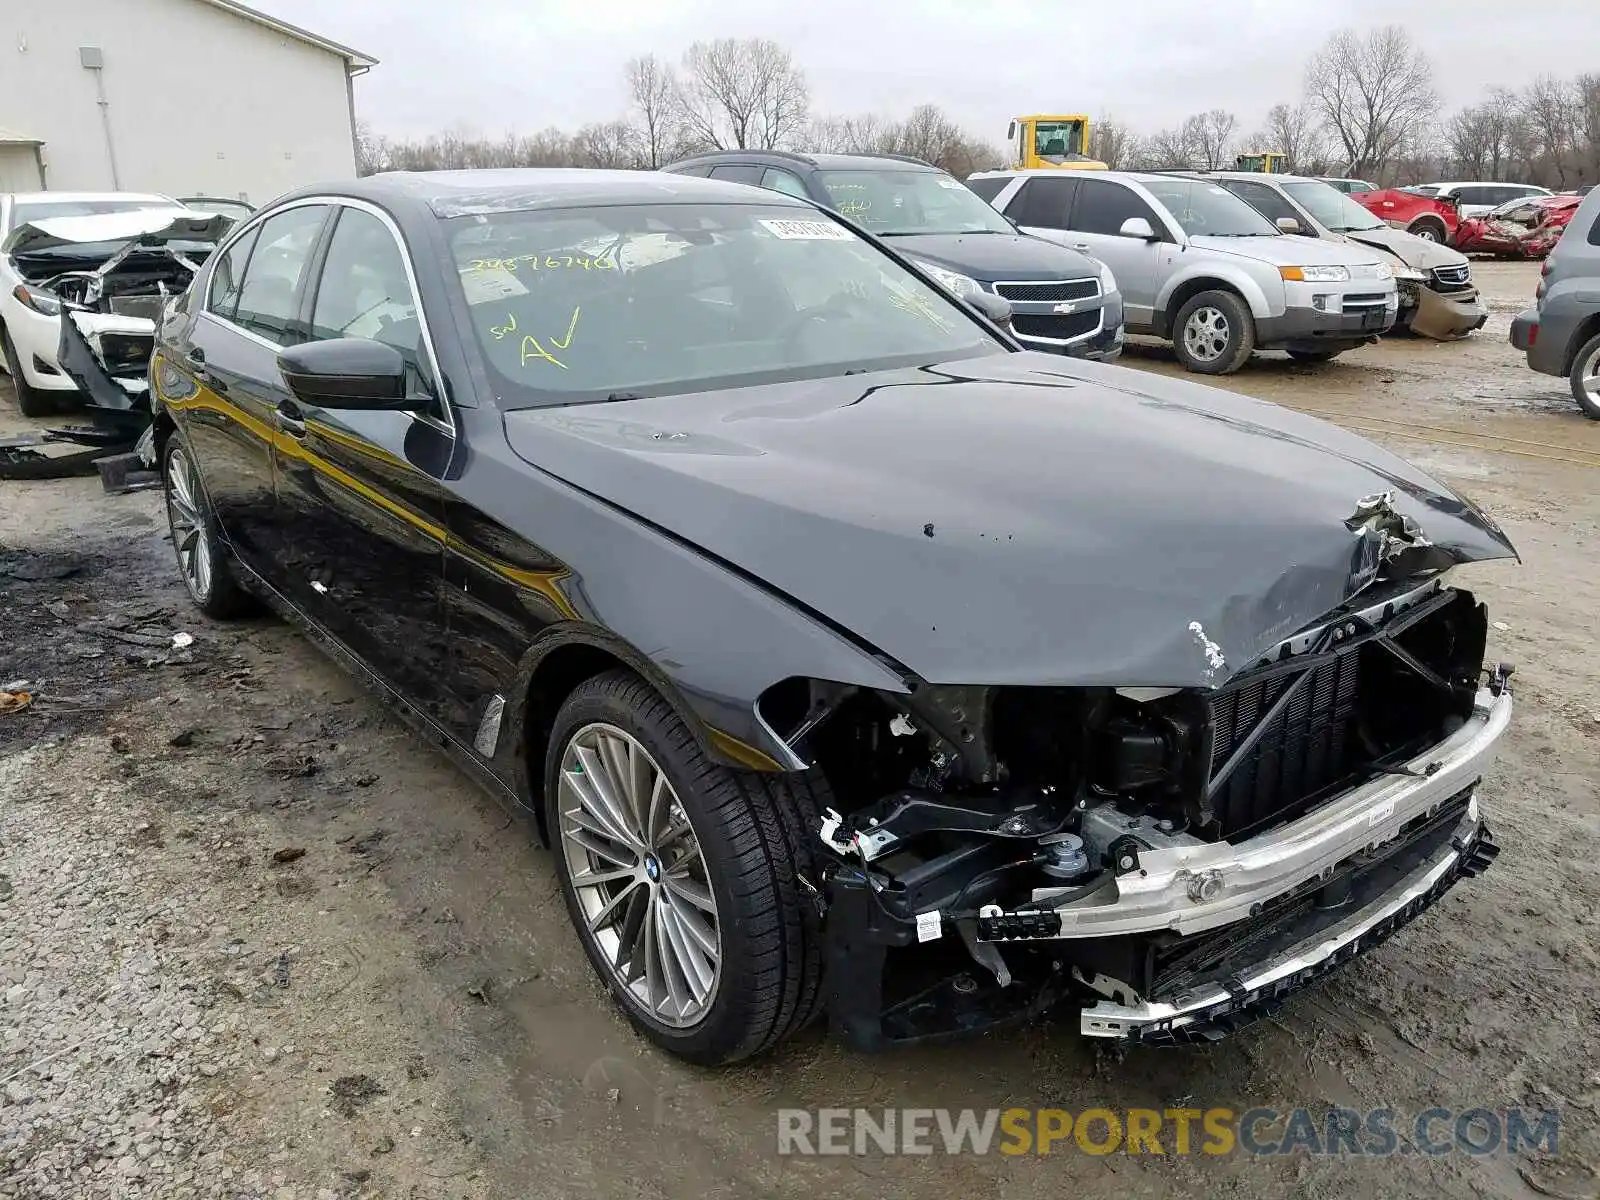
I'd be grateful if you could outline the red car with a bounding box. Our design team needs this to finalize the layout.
[1352,188,1461,244]
[1454,194,1584,259]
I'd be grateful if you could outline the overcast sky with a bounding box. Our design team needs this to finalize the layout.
[255,0,1600,143]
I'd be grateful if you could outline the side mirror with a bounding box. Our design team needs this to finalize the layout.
[1118,216,1158,240]
[963,291,1013,327]
[1276,216,1305,235]
[277,338,411,409]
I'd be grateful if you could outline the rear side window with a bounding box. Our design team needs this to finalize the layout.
[1071,179,1160,236]
[709,164,763,185]
[206,227,259,320]
[761,167,810,200]
[1588,208,1600,247]
[964,177,1008,203]
[233,205,328,345]
[1222,180,1300,226]
[1008,177,1077,229]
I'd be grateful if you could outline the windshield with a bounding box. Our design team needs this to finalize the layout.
[1282,181,1385,232]
[1142,179,1279,237]
[815,170,1014,236]
[1033,121,1085,158]
[446,202,1004,405]
[11,199,167,227]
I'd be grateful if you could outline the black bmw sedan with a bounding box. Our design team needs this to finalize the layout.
[151,169,1515,1065]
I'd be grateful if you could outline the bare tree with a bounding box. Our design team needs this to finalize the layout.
[1305,25,1438,176]
[1446,89,1521,179]
[571,120,644,170]
[677,38,809,150]
[1144,123,1197,168]
[1258,102,1329,174]
[1191,109,1239,169]
[625,54,679,168]
[1522,75,1580,187]
[1090,115,1135,168]
[353,120,387,175]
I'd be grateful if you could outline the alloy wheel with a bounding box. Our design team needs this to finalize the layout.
[1580,346,1600,408]
[557,722,722,1028]
[165,445,213,603]
[1183,306,1231,363]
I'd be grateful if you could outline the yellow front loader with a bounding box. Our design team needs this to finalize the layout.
[1007,115,1109,170]
[1235,151,1289,173]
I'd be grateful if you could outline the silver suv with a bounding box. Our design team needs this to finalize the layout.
[968,170,1399,374]
[1510,186,1600,418]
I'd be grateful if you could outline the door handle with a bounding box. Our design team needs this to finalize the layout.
[185,346,224,392]
[273,405,307,437]
[1071,242,1091,252]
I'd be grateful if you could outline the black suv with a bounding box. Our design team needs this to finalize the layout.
[662,151,1124,359]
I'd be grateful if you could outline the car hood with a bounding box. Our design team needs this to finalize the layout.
[1339,226,1467,270]
[1186,233,1387,270]
[1,207,231,256]
[502,354,1515,689]
[882,232,1099,282]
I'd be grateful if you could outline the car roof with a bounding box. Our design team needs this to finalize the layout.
[668,150,938,172]
[283,168,815,219]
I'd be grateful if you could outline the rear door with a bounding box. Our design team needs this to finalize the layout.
[269,201,453,716]
[173,202,331,577]
[1063,178,1167,325]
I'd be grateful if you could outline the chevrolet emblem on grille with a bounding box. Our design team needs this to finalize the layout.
[1052,301,1079,314]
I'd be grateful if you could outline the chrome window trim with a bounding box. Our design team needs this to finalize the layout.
[197,194,454,438]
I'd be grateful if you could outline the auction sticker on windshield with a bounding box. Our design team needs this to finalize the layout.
[759,218,854,241]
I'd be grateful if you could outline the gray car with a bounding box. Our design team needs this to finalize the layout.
[1207,172,1488,339]
[1510,186,1600,418]
[969,169,1398,374]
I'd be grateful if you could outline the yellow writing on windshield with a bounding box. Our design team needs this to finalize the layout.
[888,287,952,331]
[468,253,616,273]
[490,313,517,340]
[520,306,582,370]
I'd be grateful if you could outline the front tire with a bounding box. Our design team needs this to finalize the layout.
[545,670,828,1065]
[1172,290,1255,374]
[1571,332,1600,420]
[162,437,254,618]
[1,327,61,418]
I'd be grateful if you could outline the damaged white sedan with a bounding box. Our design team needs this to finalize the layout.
[0,198,230,421]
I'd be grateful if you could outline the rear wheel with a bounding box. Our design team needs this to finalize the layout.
[1408,217,1447,243]
[1172,290,1255,375]
[545,669,828,1065]
[1570,332,1600,420]
[1,327,61,418]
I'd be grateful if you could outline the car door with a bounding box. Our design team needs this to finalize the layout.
[269,200,454,717]
[1451,186,1491,218]
[1062,179,1168,327]
[170,203,329,577]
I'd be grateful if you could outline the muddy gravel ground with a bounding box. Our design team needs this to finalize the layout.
[1,260,1597,1200]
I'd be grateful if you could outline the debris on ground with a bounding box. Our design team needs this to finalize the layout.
[0,690,32,715]
[271,847,307,865]
[329,1074,388,1118]
[349,830,388,856]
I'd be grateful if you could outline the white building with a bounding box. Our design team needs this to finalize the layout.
[0,0,375,203]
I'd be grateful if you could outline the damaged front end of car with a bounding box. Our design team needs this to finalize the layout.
[1454,195,1583,261]
[5,209,229,437]
[768,495,1512,1050]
